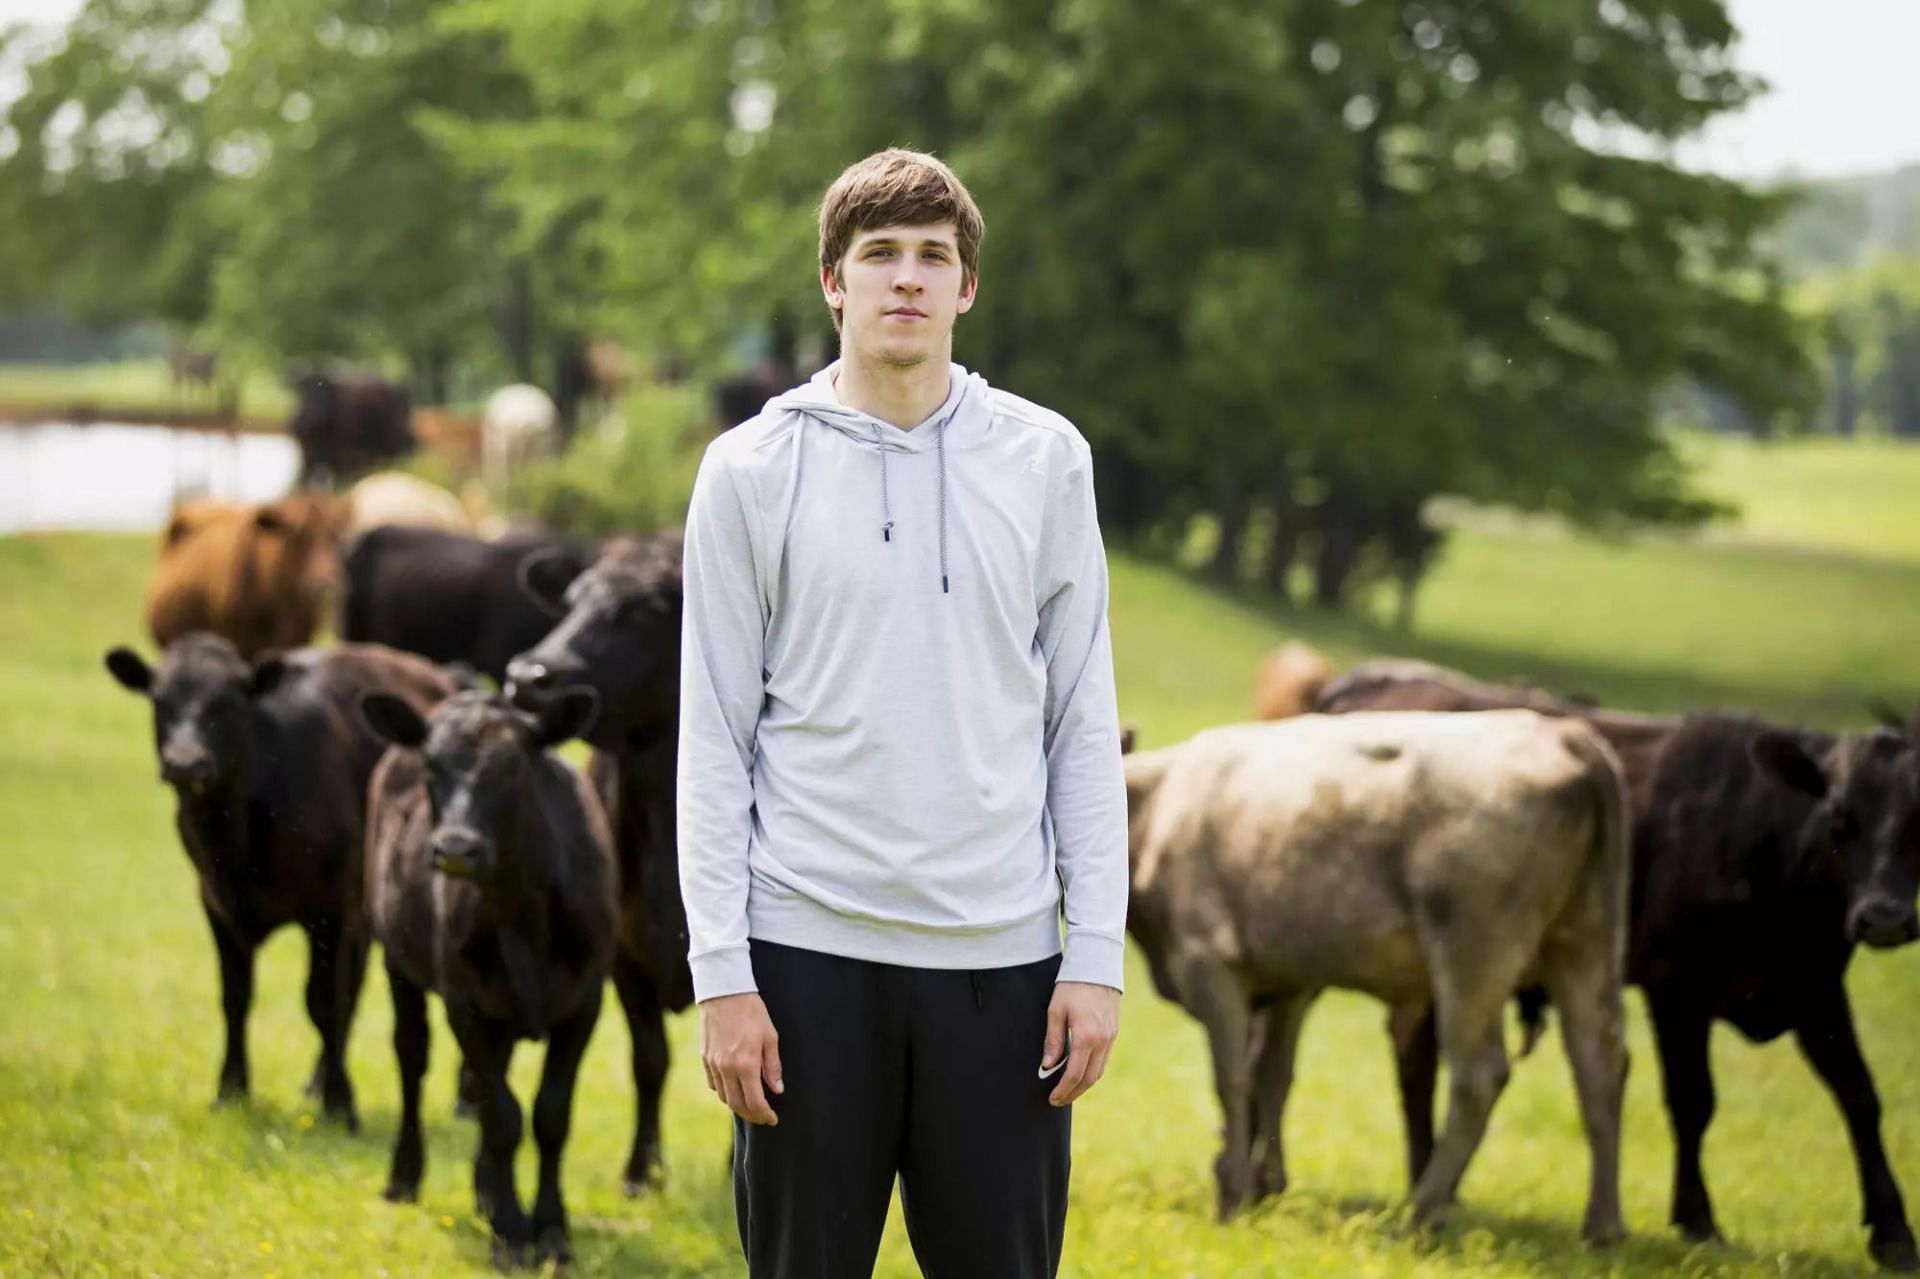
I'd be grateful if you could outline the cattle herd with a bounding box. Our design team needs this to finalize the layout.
[99,479,1920,1270]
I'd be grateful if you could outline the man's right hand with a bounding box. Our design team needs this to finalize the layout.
[700,991,784,1125]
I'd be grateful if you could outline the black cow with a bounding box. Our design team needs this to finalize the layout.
[361,688,617,1266]
[1635,716,1920,1269]
[104,634,453,1126]
[339,526,591,684]
[289,372,415,486]
[1321,661,1920,1270]
[504,532,688,1193]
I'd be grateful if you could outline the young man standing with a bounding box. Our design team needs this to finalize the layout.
[677,148,1128,1279]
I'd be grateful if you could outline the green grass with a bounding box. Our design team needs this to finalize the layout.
[1684,433,1920,566]
[6,494,1920,1275]
[0,358,294,420]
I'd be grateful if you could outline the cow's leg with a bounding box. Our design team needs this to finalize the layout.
[384,962,430,1203]
[210,916,254,1105]
[530,985,604,1265]
[302,917,359,1131]
[1249,991,1313,1203]
[447,1005,529,1266]
[303,916,367,1104]
[1388,1003,1439,1191]
[613,951,670,1195]
[1542,941,1628,1247]
[1410,932,1523,1228]
[1794,988,1919,1271]
[1170,955,1258,1221]
[1647,991,1719,1243]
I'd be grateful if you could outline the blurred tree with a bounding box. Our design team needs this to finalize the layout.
[5,0,1816,614]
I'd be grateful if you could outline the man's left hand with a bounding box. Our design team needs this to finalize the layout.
[1042,980,1120,1106]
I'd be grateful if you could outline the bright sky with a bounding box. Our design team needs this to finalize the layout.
[0,0,1915,180]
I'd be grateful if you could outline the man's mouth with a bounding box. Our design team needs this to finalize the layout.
[885,308,927,320]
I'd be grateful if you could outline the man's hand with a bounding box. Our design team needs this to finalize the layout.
[1043,980,1120,1106]
[700,992,783,1125]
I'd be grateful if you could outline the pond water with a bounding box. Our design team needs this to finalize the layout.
[0,421,300,534]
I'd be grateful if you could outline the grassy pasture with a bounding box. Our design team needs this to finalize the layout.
[3,436,1919,1276]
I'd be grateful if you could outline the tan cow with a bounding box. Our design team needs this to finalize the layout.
[1251,640,1335,720]
[1124,711,1630,1244]
[146,493,343,659]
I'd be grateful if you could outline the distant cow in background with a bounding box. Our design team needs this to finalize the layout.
[104,635,454,1126]
[340,525,591,684]
[167,342,220,404]
[290,373,414,485]
[342,472,473,540]
[1251,641,1335,720]
[482,383,559,492]
[146,493,343,659]
[714,359,793,433]
[1123,712,1631,1242]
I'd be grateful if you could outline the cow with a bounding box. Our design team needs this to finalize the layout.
[342,471,473,541]
[481,383,559,493]
[338,526,591,684]
[146,493,344,660]
[503,532,688,1194]
[1122,711,1631,1245]
[1629,715,1920,1269]
[361,687,617,1267]
[103,635,454,1126]
[289,372,415,486]
[1250,640,1335,720]
[1319,660,1920,1270]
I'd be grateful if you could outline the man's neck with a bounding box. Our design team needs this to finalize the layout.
[834,348,953,430]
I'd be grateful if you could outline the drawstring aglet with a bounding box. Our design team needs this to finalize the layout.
[882,521,893,543]
[942,575,949,594]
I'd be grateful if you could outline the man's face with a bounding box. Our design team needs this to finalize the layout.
[823,223,977,368]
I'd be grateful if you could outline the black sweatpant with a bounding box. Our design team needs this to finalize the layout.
[733,939,1071,1279]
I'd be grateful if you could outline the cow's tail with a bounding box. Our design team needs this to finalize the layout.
[1567,722,1634,1003]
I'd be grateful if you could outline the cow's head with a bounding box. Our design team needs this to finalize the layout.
[506,533,682,752]
[360,687,598,888]
[1754,728,1920,949]
[252,492,343,599]
[105,633,288,794]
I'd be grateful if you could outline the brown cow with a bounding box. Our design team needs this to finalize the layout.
[1124,711,1630,1244]
[146,493,344,659]
[1251,641,1335,720]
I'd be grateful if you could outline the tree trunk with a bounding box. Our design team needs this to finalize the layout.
[1313,478,1368,608]
[496,257,536,384]
[1262,454,1299,602]
[1206,464,1249,584]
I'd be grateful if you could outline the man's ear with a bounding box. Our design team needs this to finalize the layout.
[820,261,844,313]
[957,268,979,315]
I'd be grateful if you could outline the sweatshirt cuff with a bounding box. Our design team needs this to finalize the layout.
[1057,929,1125,992]
[690,945,758,1002]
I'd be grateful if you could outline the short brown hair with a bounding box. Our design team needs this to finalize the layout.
[818,148,985,291]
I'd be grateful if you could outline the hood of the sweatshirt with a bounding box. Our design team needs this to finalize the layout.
[765,360,994,594]
[766,361,994,452]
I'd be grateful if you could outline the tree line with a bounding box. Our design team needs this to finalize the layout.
[0,0,1816,614]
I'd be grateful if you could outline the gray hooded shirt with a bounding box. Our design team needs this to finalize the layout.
[675,361,1129,1001]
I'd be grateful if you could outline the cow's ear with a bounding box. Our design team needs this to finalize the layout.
[250,654,289,697]
[105,647,152,694]
[1752,732,1829,798]
[518,548,578,617]
[361,692,428,747]
[530,686,599,749]
[162,514,193,547]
